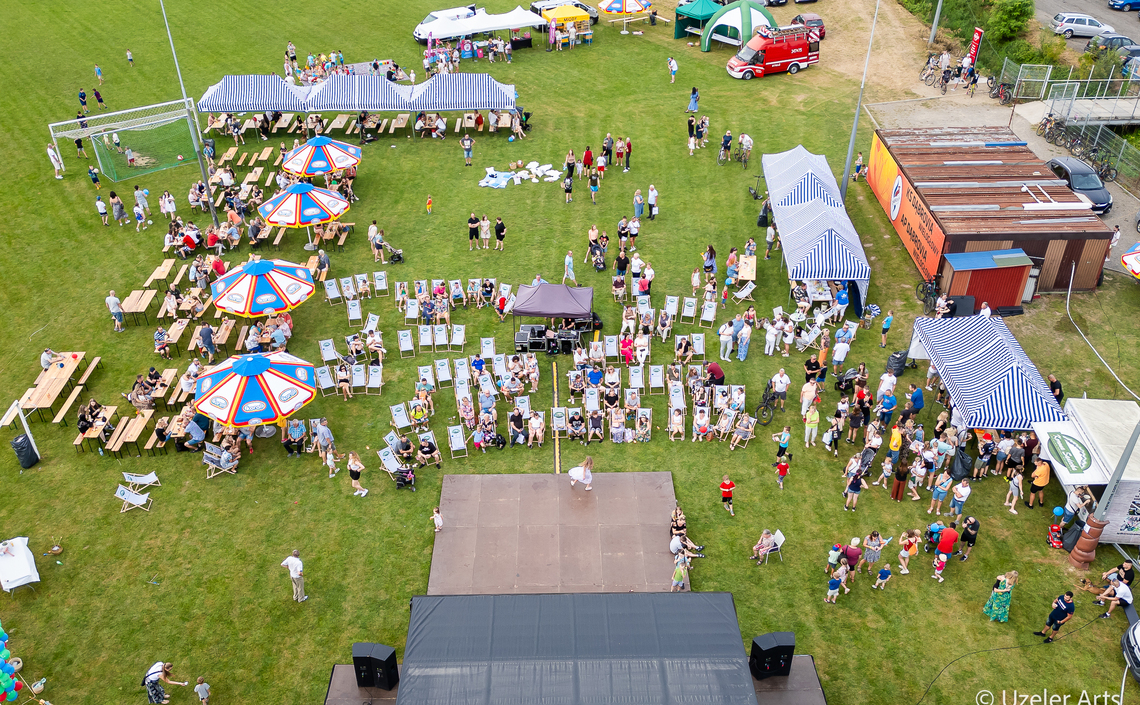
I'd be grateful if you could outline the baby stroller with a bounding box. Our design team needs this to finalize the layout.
[381,241,404,263]
[389,466,416,491]
[834,368,860,393]
[591,247,606,273]
[512,106,532,132]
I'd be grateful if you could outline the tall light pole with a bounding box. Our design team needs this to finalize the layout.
[928,0,945,45]
[160,0,219,227]
[840,0,881,202]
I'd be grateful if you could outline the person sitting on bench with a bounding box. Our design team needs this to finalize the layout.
[1096,578,1133,620]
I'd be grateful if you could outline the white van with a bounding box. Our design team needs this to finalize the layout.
[414,4,478,44]
[529,0,598,25]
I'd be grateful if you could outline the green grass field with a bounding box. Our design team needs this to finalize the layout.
[2,1,1140,703]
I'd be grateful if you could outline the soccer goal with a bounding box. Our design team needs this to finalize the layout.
[48,98,200,182]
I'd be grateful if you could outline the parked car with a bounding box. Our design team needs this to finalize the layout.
[1109,0,1138,11]
[791,13,825,39]
[1050,12,1114,39]
[529,0,598,24]
[1086,32,1135,53]
[1124,619,1140,683]
[794,0,818,5]
[1048,157,1113,214]
[1117,44,1140,60]
[726,25,820,79]
[413,4,478,43]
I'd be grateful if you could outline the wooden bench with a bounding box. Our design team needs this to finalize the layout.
[52,385,85,426]
[307,255,319,276]
[318,267,328,282]
[454,119,462,134]
[477,115,485,132]
[157,299,171,320]
[145,416,171,456]
[274,154,283,167]
[162,242,172,253]
[74,432,87,453]
[172,264,188,288]
[77,357,101,386]
[236,152,249,167]
[214,191,225,208]
[273,227,287,250]
[336,230,350,252]
[104,423,128,457]
[378,119,388,135]
[171,385,193,409]
[1,404,21,429]
[235,325,249,353]
[264,170,276,187]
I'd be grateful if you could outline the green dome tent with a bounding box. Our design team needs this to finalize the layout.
[699,0,775,51]
[674,0,722,39]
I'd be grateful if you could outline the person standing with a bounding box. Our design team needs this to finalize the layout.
[1033,592,1074,643]
[667,57,678,83]
[736,322,752,362]
[1047,374,1064,405]
[134,185,151,216]
[880,310,893,348]
[494,216,506,251]
[1026,460,1050,509]
[143,662,188,704]
[956,515,980,560]
[347,451,369,497]
[460,132,474,166]
[982,571,1018,622]
[719,474,735,516]
[647,184,658,220]
[624,137,632,172]
[764,223,778,260]
[105,289,124,333]
[94,64,104,84]
[718,321,733,361]
[47,144,64,180]
[467,212,480,252]
[947,479,971,521]
[78,88,89,114]
[771,369,791,412]
[563,250,577,285]
[127,49,134,66]
[281,549,307,602]
[804,404,819,447]
[569,456,594,490]
[686,87,700,113]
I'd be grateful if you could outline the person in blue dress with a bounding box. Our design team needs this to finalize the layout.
[687,87,700,113]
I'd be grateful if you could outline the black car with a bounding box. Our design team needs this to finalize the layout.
[1048,157,1113,214]
[1086,32,1136,53]
[764,0,788,6]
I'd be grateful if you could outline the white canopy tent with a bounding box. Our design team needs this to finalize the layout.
[0,537,39,593]
[422,6,546,40]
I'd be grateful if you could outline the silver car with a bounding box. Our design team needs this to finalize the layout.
[1051,12,1114,38]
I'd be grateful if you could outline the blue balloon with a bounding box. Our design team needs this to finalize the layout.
[6,690,15,701]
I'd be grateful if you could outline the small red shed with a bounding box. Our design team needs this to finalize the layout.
[939,249,1033,313]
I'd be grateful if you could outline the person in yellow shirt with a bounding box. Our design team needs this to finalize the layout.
[1027,459,1051,509]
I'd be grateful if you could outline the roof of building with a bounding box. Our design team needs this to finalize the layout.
[944,248,1034,271]
[876,127,1113,240]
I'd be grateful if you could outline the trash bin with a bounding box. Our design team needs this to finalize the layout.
[10,434,39,469]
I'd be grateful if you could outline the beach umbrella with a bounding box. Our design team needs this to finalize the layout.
[210,257,315,318]
[194,351,317,428]
[281,135,362,177]
[258,182,350,250]
[598,0,652,14]
[1122,241,1140,281]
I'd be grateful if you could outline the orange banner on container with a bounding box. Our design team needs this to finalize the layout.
[867,133,946,280]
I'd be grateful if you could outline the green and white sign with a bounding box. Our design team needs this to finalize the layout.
[1047,433,1092,475]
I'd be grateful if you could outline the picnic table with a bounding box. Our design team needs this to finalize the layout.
[150,368,178,407]
[243,167,264,185]
[81,405,117,450]
[257,146,273,163]
[329,114,349,132]
[121,289,157,326]
[241,118,257,134]
[22,351,85,420]
[274,113,294,132]
[496,112,512,129]
[218,147,238,165]
[205,114,232,133]
[115,409,155,457]
[167,318,190,356]
[214,318,236,355]
[391,113,410,137]
[464,112,477,128]
[144,259,176,289]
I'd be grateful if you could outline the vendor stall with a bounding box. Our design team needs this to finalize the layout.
[674,0,720,40]
[543,5,593,47]
[699,0,774,51]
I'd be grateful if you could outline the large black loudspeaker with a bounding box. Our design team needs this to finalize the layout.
[351,643,400,690]
[749,632,795,680]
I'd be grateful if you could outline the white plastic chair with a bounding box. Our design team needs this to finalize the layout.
[766,530,786,564]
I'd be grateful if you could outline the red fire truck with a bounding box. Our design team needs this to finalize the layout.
[726,25,820,80]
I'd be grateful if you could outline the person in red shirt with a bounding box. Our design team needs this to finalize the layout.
[776,460,789,489]
[937,522,959,557]
[719,474,735,516]
[582,146,593,175]
[211,257,226,278]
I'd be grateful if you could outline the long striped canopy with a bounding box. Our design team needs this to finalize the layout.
[405,74,516,112]
[306,74,411,112]
[197,75,310,113]
[194,352,317,428]
[912,316,1066,430]
[209,258,315,317]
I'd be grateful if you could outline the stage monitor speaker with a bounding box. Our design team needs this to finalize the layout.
[369,643,399,691]
[352,642,376,688]
[750,632,795,680]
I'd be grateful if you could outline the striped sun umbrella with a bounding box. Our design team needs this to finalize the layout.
[281,136,362,177]
[194,352,317,428]
[258,182,350,228]
[1122,241,1140,281]
[598,0,651,13]
[210,257,315,317]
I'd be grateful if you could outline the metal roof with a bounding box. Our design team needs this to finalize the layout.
[944,248,1033,271]
[876,127,1114,239]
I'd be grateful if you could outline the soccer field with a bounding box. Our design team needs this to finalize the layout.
[2,1,1139,704]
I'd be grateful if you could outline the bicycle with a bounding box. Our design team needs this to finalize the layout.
[937,70,951,94]
[732,144,750,171]
[717,145,729,166]
[966,76,979,97]
[916,278,939,315]
[1096,159,1118,182]
[753,380,778,427]
[1036,113,1056,137]
[996,83,1013,105]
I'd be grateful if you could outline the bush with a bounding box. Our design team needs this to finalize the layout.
[1005,39,1036,64]
[988,0,1035,42]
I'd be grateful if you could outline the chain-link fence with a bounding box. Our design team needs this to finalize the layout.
[1057,118,1140,195]
[996,58,1053,100]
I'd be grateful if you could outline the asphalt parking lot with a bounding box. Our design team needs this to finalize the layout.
[1036,0,1140,51]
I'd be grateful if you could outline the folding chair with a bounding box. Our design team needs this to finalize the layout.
[636,408,653,440]
[665,295,679,318]
[551,407,568,439]
[713,385,730,412]
[367,364,384,395]
[115,484,152,513]
[398,329,415,358]
[480,278,497,307]
[434,359,453,388]
[629,365,645,390]
[390,403,412,429]
[447,425,468,459]
[363,313,380,335]
[691,333,707,362]
[374,271,390,297]
[765,530,786,564]
[584,387,600,412]
[433,324,448,351]
[669,382,686,418]
[316,365,336,396]
[318,339,337,363]
[796,325,821,352]
[732,281,756,305]
[735,414,756,448]
[699,301,717,328]
[715,409,737,441]
[502,293,516,315]
[454,377,472,404]
[382,429,401,450]
[515,396,532,416]
[637,296,651,316]
[352,364,367,393]
[377,447,412,476]
[417,365,436,389]
[480,337,496,358]
[414,280,428,299]
[325,279,343,305]
[624,388,641,409]
[418,325,434,352]
[453,357,471,382]
[772,306,784,320]
[340,276,357,300]
[450,324,467,352]
[347,299,363,327]
[123,471,160,492]
[604,335,620,363]
[492,353,508,380]
[649,365,665,395]
[478,372,499,398]
[404,298,420,324]
[355,274,372,299]
[449,280,465,308]
[589,340,604,365]
[680,297,697,324]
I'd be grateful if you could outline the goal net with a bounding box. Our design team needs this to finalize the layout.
[48,98,199,182]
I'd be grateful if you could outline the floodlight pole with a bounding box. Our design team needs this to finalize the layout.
[840,0,881,202]
[160,0,219,228]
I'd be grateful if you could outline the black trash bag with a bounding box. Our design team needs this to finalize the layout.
[950,450,972,482]
[1062,522,1083,552]
[886,350,908,377]
[10,434,39,469]
[758,210,768,227]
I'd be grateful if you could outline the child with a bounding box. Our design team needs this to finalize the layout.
[113,132,123,152]
[194,676,210,705]
[720,284,729,309]
[575,158,584,181]
[1004,466,1023,514]
[873,457,893,489]
[691,267,701,296]
[326,450,340,479]
[597,153,606,180]
[95,195,108,224]
[471,427,486,453]
[825,573,842,603]
[719,475,735,516]
[431,507,444,532]
[88,165,100,189]
[688,134,696,156]
[826,543,841,574]
[771,426,792,467]
[932,553,947,583]
[426,194,433,214]
[671,556,688,592]
[873,564,892,590]
[126,147,135,167]
[775,459,789,490]
[133,204,147,232]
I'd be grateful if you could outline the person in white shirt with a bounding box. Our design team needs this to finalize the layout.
[770,369,791,412]
[832,340,851,374]
[281,549,307,602]
[877,371,897,399]
[739,133,753,162]
[978,302,992,318]
[1098,578,1133,620]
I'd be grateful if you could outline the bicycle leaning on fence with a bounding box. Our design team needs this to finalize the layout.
[916,278,939,316]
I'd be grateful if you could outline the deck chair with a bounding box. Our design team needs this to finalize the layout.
[480,337,495,358]
[358,314,378,337]
[123,471,160,491]
[478,372,499,398]
[351,364,367,393]
[454,377,472,403]
[480,278,497,307]
[454,357,471,381]
[680,297,697,324]
[713,385,730,412]
[390,403,412,429]
[492,353,508,380]
[584,387,600,412]
[636,295,651,316]
[450,324,467,352]
[398,329,415,358]
[377,447,412,476]
[347,299,362,326]
[796,325,821,352]
[691,333,706,361]
[382,429,401,450]
[318,338,337,363]
[629,365,645,390]
[699,301,717,328]
[447,425,468,458]
[466,278,482,305]
[355,274,372,299]
[367,364,384,395]
[414,280,428,299]
[434,359,453,388]
[649,365,665,395]
[449,280,465,307]
[734,414,756,448]
[417,364,436,388]
[589,340,604,365]
[732,281,757,304]
[340,276,357,300]
[433,324,448,351]
[374,271,390,297]
[431,279,445,296]
[715,409,737,441]
[669,382,686,417]
[115,484,152,513]
[551,407,568,439]
[325,279,342,305]
[515,396,532,416]
[664,295,680,318]
[608,409,628,443]
[765,530,786,564]
[502,293,516,315]
[404,298,420,324]
[636,408,653,440]
[316,365,336,396]
[498,281,512,299]
[418,325,433,352]
[624,388,641,410]
[604,335,620,363]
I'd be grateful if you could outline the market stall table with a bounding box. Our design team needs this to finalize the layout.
[738,255,756,282]
[511,36,533,49]
[121,289,157,326]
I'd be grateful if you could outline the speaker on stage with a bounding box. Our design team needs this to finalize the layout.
[369,644,399,690]
[352,642,376,688]
[750,632,795,680]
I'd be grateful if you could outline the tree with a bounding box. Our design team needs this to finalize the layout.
[988,0,1035,43]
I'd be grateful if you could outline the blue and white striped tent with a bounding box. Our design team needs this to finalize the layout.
[912,316,1066,430]
[761,145,871,304]
[405,74,516,112]
[197,75,311,113]
[306,74,412,112]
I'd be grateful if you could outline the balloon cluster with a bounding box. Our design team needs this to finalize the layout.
[0,621,21,701]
